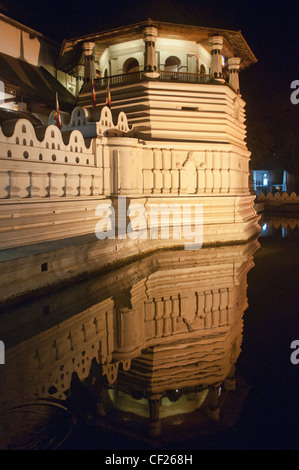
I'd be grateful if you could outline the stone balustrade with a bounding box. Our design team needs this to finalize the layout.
[256,191,299,204]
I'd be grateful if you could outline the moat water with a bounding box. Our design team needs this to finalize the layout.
[0,213,299,450]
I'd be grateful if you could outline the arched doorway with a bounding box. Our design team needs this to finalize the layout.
[123,58,139,73]
[164,56,181,73]
[164,56,181,79]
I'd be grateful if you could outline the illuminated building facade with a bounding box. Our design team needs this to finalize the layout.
[0,19,261,445]
[0,19,260,302]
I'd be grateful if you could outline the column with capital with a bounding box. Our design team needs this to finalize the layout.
[143,26,160,79]
[83,42,96,82]
[209,35,224,79]
[228,57,241,93]
[75,64,85,95]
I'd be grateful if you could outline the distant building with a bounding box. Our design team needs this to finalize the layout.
[0,13,75,117]
[253,169,295,195]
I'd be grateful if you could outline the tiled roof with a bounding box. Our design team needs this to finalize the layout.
[0,52,75,106]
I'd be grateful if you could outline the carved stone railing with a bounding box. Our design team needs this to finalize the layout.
[257,191,299,204]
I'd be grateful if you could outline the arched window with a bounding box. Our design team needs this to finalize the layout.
[164,56,181,73]
[123,58,139,73]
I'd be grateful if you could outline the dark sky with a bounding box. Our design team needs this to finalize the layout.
[1,0,298,122]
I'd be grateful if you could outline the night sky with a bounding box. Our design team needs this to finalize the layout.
[0,0,298,156]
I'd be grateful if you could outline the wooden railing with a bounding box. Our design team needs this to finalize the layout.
[159,71,212,84]
[95,71,213,88]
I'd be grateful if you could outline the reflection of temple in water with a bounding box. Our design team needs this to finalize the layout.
[0,236,259,447]
[260,214,299,238]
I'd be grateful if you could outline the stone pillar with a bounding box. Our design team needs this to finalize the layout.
[249,168,256,196]
[143,26,159,79]
[209,35,223,79]
[83,42,96,82]
[207,385,220,421]
[75,64,85,94]
[148,394,162,436]
[18,102,27,112]
[223,364,236,391]
[228,57,241,93]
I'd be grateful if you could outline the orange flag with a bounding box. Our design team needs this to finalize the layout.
[91,78,96,107]
[54,92,62,129]
[106,82,111,108]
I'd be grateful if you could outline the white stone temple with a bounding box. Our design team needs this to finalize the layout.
[0,17,262,446]
[0,19,260,304]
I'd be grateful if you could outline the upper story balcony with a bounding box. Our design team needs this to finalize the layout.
[59,20,257,98]
[94,70,214,88]
[81,33,243,98]
[72,22,255,144]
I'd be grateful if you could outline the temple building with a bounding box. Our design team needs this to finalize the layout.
[0,17,261,447]
[0,18,260,303]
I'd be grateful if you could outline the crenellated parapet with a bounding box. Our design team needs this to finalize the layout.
[0,104,259,250]
[0,106,134,248]
[0,107,131,201]
[257,191,299,204]
[48,105,133,138]
[0,105,249,201]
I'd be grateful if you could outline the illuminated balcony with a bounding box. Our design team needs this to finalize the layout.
[94,70,214,88]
